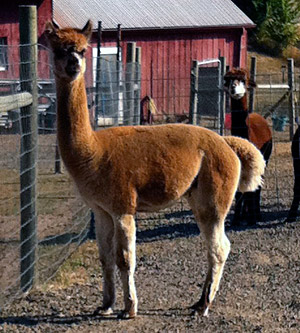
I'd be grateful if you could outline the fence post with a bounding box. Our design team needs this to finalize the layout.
[115,24,121,126]
[219,56,226,135]
[189,60,199,125]
[54,140,61,174]
[95,21,102,129]
[249,56,257,113]
[124,42,136,125]
[288,58,295,140]
[134,47,141,125]
[19,5,38,292]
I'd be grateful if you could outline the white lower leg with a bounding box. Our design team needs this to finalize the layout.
[93,208,116,314]
[115,214,138,318]
[193,227,230,316]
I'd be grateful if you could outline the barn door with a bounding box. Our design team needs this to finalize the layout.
[195,59,225,134]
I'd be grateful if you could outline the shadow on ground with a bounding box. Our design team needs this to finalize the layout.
[0,307,192,326]
[136,209,294,243]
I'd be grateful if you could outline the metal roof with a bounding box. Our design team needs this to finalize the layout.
[53,0,254,31]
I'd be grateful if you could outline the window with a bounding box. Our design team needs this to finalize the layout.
[0,38,8,71]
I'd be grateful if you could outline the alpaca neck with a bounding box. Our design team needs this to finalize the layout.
[231,95,248,112]
[55,74,96,166]
[230,95,249,139]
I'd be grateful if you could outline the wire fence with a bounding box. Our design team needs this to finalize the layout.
[0,42,143,310]
[0,41,300,311]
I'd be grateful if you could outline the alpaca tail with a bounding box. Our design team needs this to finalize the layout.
[224,136,266,193]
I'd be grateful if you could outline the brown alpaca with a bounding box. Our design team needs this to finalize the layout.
[45,21,265,319]
[224,68,272,225]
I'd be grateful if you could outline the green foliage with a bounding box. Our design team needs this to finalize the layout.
[255,0,300,54]
[233,0,300,54]
[252,0,268,26]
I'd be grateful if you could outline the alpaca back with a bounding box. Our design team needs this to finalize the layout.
[247,113,272,150]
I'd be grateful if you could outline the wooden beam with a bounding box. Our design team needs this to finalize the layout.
[0,92,32,112]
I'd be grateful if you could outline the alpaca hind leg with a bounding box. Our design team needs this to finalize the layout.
[93,207,116,316]
[232,191,243,225]
[244,192,257,225]
[187,160,238,315]
[190,217,231,316]
[254,187,262,220]
[286,196,300,222]
[114,214,137,319]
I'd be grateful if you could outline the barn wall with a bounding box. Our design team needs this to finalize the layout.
[0,2,249,118]
[95,27,248,117]
[0,0,52,80]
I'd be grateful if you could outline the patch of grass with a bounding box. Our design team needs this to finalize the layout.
[248,51,288,73]
[40,241,100,291]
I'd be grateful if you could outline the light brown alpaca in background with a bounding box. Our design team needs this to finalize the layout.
[45,20,265,319]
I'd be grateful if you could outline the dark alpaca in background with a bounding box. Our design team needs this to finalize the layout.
[286,125,300,222]
[224,68,273,225]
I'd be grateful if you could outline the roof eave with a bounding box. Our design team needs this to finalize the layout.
[100,23,256,33]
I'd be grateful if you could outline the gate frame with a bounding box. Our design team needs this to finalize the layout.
[189,57,226,135]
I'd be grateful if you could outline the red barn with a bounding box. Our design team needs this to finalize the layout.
[0,0,255,119]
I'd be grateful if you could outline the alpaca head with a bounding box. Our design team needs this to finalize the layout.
[45,20,92,82]
[224,68,256,100]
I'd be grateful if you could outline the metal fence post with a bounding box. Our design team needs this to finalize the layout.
[189,60,199,125]
[54,139,62,174]
[134,47,141,125]
[249,56,257,113]
[288,58,295,140]
[124,42,136,125]
[219,56,226,135]
[19,5,38,292]
[95,21,102,129]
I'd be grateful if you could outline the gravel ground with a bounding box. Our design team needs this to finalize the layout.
[1,212,299,332]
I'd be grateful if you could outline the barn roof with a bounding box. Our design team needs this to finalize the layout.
[53,0,255,31]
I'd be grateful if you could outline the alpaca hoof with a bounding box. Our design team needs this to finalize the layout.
[93,306,113,317]
[117,310,137,320]
[189,302,210,317]
[285,216,297,223]
[247,219,257,226]
[231,219,241,227]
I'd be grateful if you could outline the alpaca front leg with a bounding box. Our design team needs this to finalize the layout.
[114,214,138,319]
[286,176,300,222]
[191,227,230,316]
[93,208,116,316]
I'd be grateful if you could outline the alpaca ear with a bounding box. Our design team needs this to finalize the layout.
[81,20,93,41]
[44,21,60,45]
[248,78,257,88]
[45,21,60,37]
[223,74,231,89]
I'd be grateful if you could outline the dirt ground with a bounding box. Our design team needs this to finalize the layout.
[0,130,300,332]
[0,215,299,332]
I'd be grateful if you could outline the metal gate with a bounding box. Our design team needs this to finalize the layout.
[190,58,225,134]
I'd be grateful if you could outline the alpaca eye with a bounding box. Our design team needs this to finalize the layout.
[54,48,68,58]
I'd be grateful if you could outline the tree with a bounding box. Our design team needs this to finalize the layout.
[233,0,300,54]
[257,0,300,53]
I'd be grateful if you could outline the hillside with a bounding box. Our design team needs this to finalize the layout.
[248,48,300,73]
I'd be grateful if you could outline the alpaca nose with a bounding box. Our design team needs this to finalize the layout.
[66,53,81,76]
